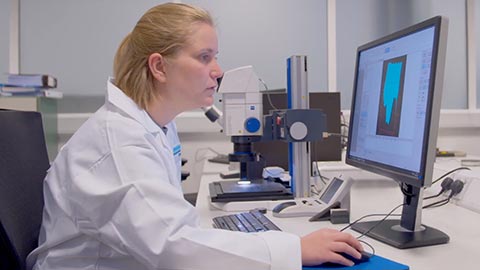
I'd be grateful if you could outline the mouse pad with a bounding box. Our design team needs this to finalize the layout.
[303,254,409,270]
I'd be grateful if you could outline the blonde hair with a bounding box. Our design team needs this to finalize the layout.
[113,3,213,109]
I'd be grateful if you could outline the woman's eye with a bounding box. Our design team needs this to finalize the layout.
[200,54,212,63]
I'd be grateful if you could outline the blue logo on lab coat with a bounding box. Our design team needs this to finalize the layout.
[173,144,181,156]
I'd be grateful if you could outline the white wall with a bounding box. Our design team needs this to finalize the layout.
[336,0,468,109]
[14,1,477,112]
[438,128,480,155]
[436,111,480,155]
[185,0,328,92]
[20,0,170,96]
[19,0,327,96]
[0,0,11,79]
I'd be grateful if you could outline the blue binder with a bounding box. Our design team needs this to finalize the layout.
[303,254,409,270]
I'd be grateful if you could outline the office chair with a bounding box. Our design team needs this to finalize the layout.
[0,109,50,270]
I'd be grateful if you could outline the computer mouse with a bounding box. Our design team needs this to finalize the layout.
[339,250,372,264]
[318,250,371,267]
[272,201,297,214]
[273,200,328,218]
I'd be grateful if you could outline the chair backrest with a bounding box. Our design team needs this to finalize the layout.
[0,109,50,270]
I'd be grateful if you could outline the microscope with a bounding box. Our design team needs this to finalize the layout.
[204,66,265,180]
[204,60,328,213]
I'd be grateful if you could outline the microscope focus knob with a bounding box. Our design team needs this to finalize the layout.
[244,117,261,133]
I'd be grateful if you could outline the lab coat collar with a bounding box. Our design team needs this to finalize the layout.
[106,78,163,135]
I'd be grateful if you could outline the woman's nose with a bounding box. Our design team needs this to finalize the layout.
[211,60,223,79]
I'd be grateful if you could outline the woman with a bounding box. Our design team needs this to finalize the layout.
[28,3,362,270]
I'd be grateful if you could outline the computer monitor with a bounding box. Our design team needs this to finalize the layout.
[253,91,342,169]
[346,16,449,248]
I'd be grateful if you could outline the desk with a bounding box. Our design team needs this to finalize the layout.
[196,161,480,270]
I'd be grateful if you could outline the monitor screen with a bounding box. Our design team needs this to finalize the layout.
[347,17,447,188]
[345,16,450,249]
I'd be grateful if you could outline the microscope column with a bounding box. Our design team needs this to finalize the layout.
[287,55,311,198]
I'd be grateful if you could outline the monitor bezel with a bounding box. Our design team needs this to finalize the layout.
[346,16,448,188]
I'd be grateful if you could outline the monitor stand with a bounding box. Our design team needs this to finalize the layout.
[351,184,449,249]
[351,220,449,249]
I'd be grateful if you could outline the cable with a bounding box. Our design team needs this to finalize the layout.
[429,199,450,208]
[311,142,328,186]
[340,112,348,129]
[259,78,279,112]
[320,114,350,149]
[358,239,375,256]
[424,177,453,200]
[340,112,349,149]
[354,204,405,240]
[310,185,320,195]
[423,198,450,209]
[424,179,464,208]
[340,204,404,232]
[431,167,471,185]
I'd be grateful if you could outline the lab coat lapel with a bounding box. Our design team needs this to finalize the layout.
[106,78,181,189]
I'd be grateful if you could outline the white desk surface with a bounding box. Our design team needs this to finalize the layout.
[201,159,233,174]
[195,160,480,270]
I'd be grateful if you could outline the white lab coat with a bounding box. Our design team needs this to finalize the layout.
[27,79,301,270]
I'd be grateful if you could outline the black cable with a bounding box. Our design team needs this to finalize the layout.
[340,204,404,232]
[424,179,464,208]
[424,177,453,200]
[427,199,450,208]
[358,239,375,256]
[431,167,471,185]
[314,169,329,186]
[311,142,328,186]
[355,204,405,240]
[340,112,348,129]
[339,112,349,149]
[423,198,450,209]
[425,198,450,208]
[424,190,445,200]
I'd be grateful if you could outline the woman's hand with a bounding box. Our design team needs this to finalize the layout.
[300,228,363,266]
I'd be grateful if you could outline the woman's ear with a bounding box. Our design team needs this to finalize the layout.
[148,53,167,82]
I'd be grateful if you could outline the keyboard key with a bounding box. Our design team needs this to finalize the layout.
[212,217,229,229]
[242,212,266,232]
[232,215,250,232]
[212,210,281,232]
[235,213,255,232]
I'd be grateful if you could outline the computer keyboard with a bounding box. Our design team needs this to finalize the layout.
[212,210,281,232]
